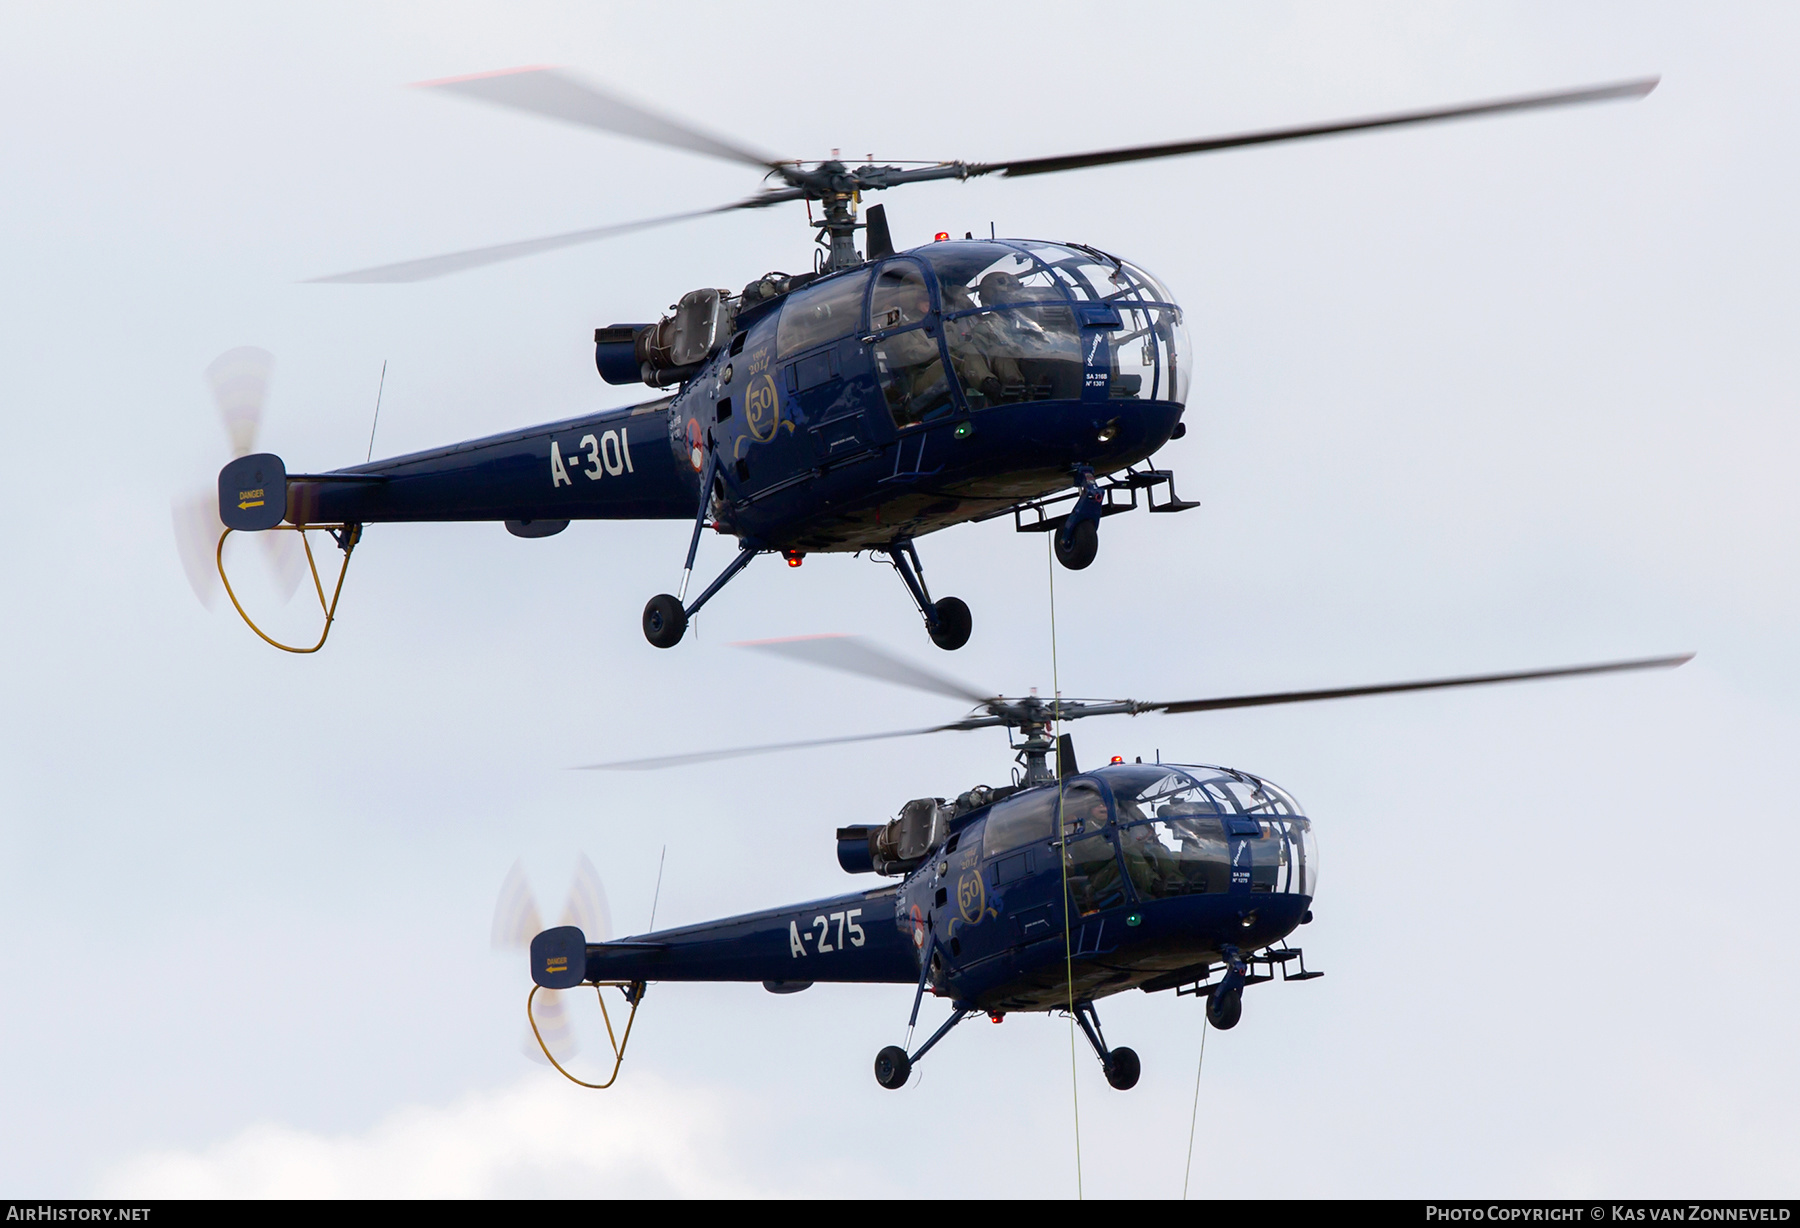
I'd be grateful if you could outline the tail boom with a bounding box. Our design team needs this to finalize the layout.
[274,398,693,526]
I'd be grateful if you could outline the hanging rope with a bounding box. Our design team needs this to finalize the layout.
[1183,1014,1210,1199]
[216,524,358,654]
[1048,531,1083,1200]
[527,982,643,1090]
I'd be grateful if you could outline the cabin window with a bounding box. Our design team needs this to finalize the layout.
[873,328,952,428]
[981,788,1057,858]
[1064,830,1126,915]
[868,261,931,332]
[776,270,870,359]
[1057,783,1124,914]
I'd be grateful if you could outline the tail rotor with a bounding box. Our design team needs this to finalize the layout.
[492,855,612,1065]
[172,346,303,609]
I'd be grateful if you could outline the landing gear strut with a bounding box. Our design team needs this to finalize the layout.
[643,450,762,649]
[882,539,971,651]
[1073,1000,1141,1090]
[872,1007,971,1091]
[642,541,757,649]
[1205,947,1248,1031]
[1053,469,1105,571]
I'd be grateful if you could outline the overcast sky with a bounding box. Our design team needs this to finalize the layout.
[2,1,1796,1199]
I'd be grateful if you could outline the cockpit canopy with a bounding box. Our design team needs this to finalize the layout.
[963,763,1316,902]
[915,240,1190,412]
[760,239,1189,426]
[1104,762,1316,899]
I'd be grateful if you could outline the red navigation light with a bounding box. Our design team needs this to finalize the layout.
[783,549,805,567]
[934,231,950,242]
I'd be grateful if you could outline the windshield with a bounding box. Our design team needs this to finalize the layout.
[1105,764,1316,899]
[918,240,1189,408]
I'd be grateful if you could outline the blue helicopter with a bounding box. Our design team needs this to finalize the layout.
[511,636,1686,1092]
[202,67,1656,652]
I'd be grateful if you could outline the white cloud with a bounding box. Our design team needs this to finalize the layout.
[96,1074,782,1199]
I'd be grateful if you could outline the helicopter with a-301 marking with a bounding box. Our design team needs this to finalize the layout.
[495,636,1687,1093]
[182,67,1658,654]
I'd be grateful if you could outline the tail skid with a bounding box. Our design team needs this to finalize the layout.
[526,980,645,1090]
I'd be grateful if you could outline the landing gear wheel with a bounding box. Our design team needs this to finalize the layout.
[927,596,972,651]
[642,594,688,649]
[1055,518,1099,570]
[874,1044,912,1089]
[1206,987,1243,1031]
[1104,1046,1141,1090]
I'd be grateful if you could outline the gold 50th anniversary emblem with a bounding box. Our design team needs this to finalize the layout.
[744,372,781,442]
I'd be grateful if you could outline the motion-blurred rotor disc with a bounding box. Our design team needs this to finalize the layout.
[260,530,307,604]
[558,853,612,943]
[176,347,301,609]
[205,346,273,459]
[491,860,544,951]
[493,854,613,1065]
[171,492,224,609]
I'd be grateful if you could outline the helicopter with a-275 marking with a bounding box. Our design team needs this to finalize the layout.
[185,66,1658,654]
[498,636,1687,1093]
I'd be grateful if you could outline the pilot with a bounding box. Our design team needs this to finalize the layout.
[873,288,945,425]
[1119,822,1177,900]
[940,283,1017,403]
[1165,806,1227,894]
[1059,790,1125,913]
[976,270,1028,307]
[974,269,1072,399]
[871,275,954,423]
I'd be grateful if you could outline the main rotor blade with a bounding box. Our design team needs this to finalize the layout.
[416,66,779,170]
[736,634,996,706]
[307,200,772,284]
[969,78,1657,179]
[577,720,989,772]
[1148,653,1691,716]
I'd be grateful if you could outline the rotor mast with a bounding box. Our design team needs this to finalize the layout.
[799,155,863,272]
[775,158,972,273]
[990,694,1141,788]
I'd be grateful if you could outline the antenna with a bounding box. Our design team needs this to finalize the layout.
[647,845,667,932]
[365,360,388,463]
